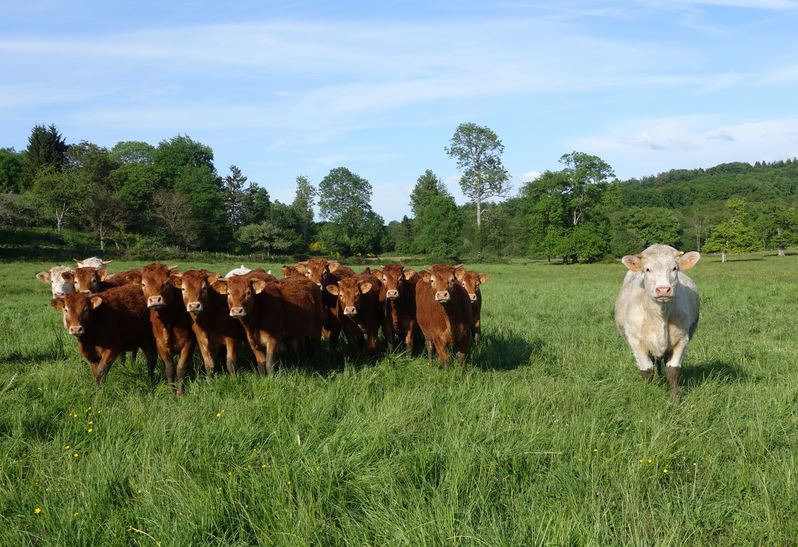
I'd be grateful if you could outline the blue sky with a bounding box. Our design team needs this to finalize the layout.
[2,0,798,221]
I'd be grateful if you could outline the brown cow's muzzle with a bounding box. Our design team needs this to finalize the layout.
[187,301,202,313]
[343,306,357,316]
[69,326,84,336]
[229,306,246,317]
[434,291,450,303]
[147,295,165,308]
[468,293,478,302]
[386,290,399,299]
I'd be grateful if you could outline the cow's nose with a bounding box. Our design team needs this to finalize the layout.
[655,286,673,297]
[229,307,245,317]
[69,326,84,336]
[386,290,399,299]
[343,306,357,316]
[469,293,478,302]
[187,301,202,312]
[147,295,165,308]
[435,291,450,302]
[55,292,65,298]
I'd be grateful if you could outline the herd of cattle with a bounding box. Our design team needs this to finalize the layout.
[35,243,701,400]
[36,258,489,394]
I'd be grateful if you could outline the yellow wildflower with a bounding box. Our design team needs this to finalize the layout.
[33,507,42,515]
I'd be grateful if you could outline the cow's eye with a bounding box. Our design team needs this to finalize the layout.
[672,266,678,272]
[645,268,651,273]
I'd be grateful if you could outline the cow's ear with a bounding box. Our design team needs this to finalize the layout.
[206,273,219,285]
[359,282,372,294]
[361,266,371,275]
[454,265,467,281]
[62,271,74,282]
[403,269,416,280]
[50,297,65,310]
[251,279,268,294]
[325,284,339,296]
[211,279,228,295]
[679,251,701,270]
[479,273,490,284]
[328,261,342,272]
[36,271,52,283]
[98,268,109,281]
[168,265,180,273]
[294,263,307,274]
[622,255,642,272]
[170,273,183,288]
[90,296,103,309]
[371,269,382,278]
[419,270,431,283]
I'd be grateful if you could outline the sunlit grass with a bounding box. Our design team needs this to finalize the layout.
[1,254,796,543]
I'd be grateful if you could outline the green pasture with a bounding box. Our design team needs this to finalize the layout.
[0,255,796,545]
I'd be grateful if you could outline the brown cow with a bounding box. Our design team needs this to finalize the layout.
[173,269,245,377]
[373,264,420,352]
[415,264,473,371]
[74,266,142,294]
[281,265,303,278]
[141,263,196,395]
[50,284,157,386]
[454,266,489,343]
[325,273,383,353]
[298,258,356,350]
[211,274,322,375]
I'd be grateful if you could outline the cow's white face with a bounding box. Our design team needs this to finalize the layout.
[36,266,75,297]
[623,245,700,303]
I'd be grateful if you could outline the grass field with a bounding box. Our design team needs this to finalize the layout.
[1,255,797,545]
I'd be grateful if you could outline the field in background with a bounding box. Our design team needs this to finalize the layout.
[1,256,797,544]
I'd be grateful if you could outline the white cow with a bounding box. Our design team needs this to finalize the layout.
[75,257,112,270]
[36,266,75,297]
[614,244,701,401]
[225,265,252,278]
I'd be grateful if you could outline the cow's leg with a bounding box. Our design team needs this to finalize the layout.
[425,339,433,362]
[162,353,176,385]
[366,328,379,353]
[175,343,195,395]
[473,318,481,343]
[433,338,450,368]
[197,335,215,379]
[329,323,341,352]
[224,337,238,376]
[629,341,654,382]
[93,349,119,386]
[143,344,157,385]
[383,315,395,352]
[665,337,689,402]
[405,320,416,355]
[262,336,279,375]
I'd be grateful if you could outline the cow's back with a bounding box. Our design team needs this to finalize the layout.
[277,277,323,340]
[90,284,152,352]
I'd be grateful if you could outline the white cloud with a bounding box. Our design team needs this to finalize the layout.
[575,116,798,178]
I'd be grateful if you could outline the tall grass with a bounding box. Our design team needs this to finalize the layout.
[1,255,796,544]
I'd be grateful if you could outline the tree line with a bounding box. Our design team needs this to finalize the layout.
[1,123,797,262]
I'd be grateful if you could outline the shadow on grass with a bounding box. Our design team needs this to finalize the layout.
[471,332,542,371]
[681,359,751,390]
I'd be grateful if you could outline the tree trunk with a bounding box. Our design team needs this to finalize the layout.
[778,246,785,257]
[721,250,727,263]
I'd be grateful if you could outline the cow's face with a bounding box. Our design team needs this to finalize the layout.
[74,266,108,294]
[455,267,489,303]
[282,265,302,278]
[378,265,407,300]
[177,270,217,316]
[37,267,75,297]
[303,259,329,286]
[326,277,372,317]
[420,265,458,304]
[51,292,102,336]
[623,245,700,302]
[212,275,268,318]
[141,263,180,309]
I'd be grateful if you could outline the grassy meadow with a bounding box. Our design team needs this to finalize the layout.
[0,255,797,545]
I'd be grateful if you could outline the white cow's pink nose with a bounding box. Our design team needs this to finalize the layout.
[655,286,672,297]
